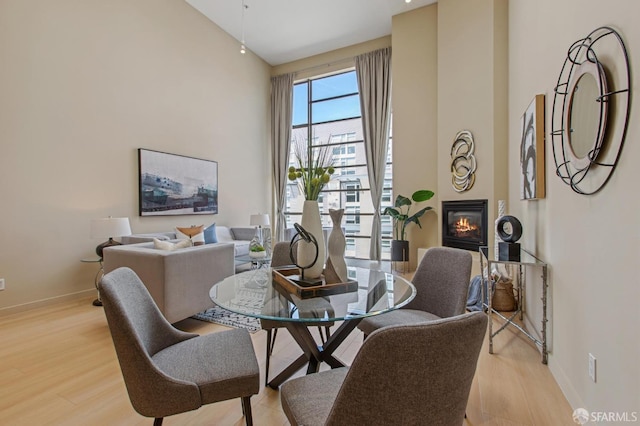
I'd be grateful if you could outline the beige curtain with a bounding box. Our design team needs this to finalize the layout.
[355,47,392,260]
[270,73,295,241]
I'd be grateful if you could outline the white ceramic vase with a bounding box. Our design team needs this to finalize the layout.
[495,200,506,260]
[249,251,266,259]
[325,208,348,283]
[297,200,325,279]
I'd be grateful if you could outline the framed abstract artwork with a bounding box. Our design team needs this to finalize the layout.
[138,149,218,216]
[520,95,545,200]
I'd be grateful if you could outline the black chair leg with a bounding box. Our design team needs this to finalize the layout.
[241,396,253,426]
[153,418,163,426]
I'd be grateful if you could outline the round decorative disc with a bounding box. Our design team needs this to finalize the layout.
[496,215,523,243]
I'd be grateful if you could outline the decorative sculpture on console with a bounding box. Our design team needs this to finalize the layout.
[496,215,523,262]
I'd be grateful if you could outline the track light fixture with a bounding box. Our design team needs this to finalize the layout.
[240,0,248,54]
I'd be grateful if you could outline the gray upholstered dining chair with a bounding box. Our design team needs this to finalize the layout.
[262,241,332,385]
[357,246,472,337]
[280,311,488,425]
[100,267,260,426]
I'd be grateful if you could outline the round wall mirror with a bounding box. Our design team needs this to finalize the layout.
[563,60,608,170]
[551,26,631,195]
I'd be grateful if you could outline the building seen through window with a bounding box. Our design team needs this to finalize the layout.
[284,70,393,259]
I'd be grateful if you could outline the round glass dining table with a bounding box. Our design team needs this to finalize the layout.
[210,266,416,388]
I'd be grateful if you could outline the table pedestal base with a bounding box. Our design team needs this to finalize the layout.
[267,318,362,389]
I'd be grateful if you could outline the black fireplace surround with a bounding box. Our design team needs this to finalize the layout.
[442,199,488,252]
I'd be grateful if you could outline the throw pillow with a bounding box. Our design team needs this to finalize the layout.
[175,239,193,249]
[204,223,218,244]
[176,225,205,245]
[153,238,192,251]
[215,225,234,242]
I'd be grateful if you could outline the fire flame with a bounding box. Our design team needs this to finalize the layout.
[455,217,478,234]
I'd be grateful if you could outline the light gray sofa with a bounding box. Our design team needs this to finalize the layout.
[121,225,257,259]
[103,242,235,323]
[102,226,258,323]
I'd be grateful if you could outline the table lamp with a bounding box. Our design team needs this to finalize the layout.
[250,213,270,246]
[91,217,132,258]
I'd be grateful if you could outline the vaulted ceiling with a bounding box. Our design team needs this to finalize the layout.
[186,0,437,65]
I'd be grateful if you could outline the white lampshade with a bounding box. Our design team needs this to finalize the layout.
[250,214,270,227]
[90,217,132,239]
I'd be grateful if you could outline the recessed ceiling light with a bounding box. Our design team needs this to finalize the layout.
[405,0,412,3]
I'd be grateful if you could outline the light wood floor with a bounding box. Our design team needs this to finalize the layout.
[0,295,573,425]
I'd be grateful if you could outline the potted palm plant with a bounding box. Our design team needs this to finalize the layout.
[383,189,435,261]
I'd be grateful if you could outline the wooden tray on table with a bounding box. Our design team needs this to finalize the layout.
[272,266,358,299]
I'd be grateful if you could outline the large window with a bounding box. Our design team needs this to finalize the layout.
[284,70,394,259]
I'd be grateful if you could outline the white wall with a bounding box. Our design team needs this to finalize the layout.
[0,0,271,310]
[437,0,509,270]
[392,6,439,270]
[509,0,640,413]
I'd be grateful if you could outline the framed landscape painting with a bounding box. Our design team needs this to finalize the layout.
[520,94,545,200]
[138,149,218,216]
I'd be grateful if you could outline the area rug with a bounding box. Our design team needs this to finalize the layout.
[192,306,261,333]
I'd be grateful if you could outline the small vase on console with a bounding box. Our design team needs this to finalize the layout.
[298,200,325,279]
[495,200,506,260]
[325,208,347,284]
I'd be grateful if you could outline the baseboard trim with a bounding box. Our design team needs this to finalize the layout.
[0,289,95,317]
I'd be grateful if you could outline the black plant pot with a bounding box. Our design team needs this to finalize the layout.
[391,240,409,262]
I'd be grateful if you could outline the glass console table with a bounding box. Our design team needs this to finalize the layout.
[479,246,548,364]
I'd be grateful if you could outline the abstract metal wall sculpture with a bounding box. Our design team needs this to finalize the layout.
[450,130,476,193]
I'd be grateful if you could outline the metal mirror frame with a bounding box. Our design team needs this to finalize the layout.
[551,26,631,195]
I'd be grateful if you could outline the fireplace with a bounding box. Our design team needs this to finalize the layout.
[442,199,488,251]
